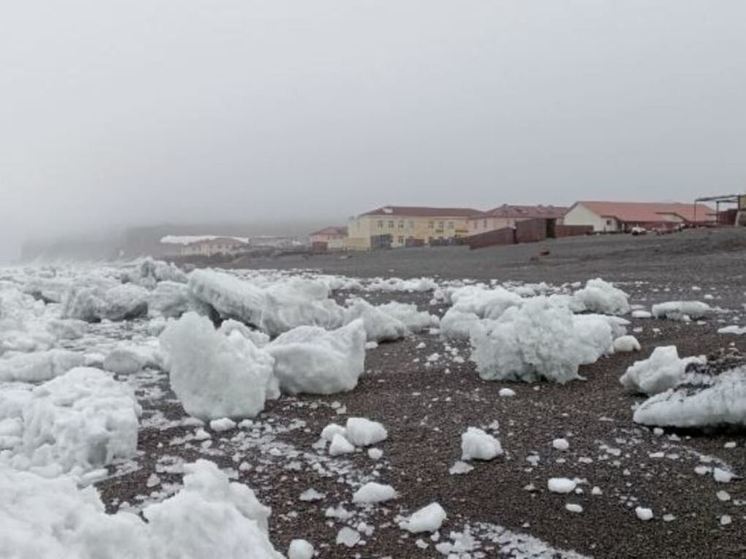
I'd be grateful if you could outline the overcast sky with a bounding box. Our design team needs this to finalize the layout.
[1,1,745,261]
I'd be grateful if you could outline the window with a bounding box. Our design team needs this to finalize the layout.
[408,220,415,229]
[428,221,434,229]
[398,236,404,244]
[606,219,613,226]
[448,221,454,229]
[483,219,487,228]
[377,220,383,229]
[398,220,404,229]
[388,221,394,228]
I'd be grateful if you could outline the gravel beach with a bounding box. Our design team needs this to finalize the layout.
[92,228,746,558]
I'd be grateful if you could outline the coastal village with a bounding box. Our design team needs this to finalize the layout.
[159,199,736,258]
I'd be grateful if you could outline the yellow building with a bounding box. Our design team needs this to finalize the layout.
[347,206,480,250]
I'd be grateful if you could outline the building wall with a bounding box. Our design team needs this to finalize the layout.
[347,214,471,249]
[563,204,619,232]
[467,215,564,234]
[180,240,246,256]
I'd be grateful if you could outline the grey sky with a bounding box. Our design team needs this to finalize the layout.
[1,1,745,260]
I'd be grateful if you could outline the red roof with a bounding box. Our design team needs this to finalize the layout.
[576,201,715,224]
[479,204,568,219]
[310,226,347,237]
[361,206,481,218]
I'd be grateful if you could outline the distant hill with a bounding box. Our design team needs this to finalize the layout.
[19,219,332,262]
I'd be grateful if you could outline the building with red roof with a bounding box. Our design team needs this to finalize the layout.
[563,201,716,232]
[466,204,568,235]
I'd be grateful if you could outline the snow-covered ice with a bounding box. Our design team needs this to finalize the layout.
[652,301,712,321]
[461,427,502,461]
[620,346,704,396]
[352,482,398,504]
[267,320,366,395]
[159,312,277,420]
[571,278,630,315]
[344,417,388,447]
[399,502,447,534]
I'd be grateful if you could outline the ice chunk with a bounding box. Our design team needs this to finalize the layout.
[547,478,577,494]
[633,367,746,428]
[343,299,408,342]
[352,482,398,504]
[449,461,474,475]
[188,269,344,336]
[148,281,190,318]
[218,319,271,347]
[267,320,365,395]
[103,344,162,375]
[145,459,280,558]
[471,297,612,384]
[572,278,630,315]
[288,539,315,559]
[613,335,641,353]
[552,438,570,451]
[652,301,711,321]
[320,423,346,442]
[399,502,447,534]
[620,346,704,396]
[1,367,140,476]
[62,284,149,322]
[345,417,388,447]
[461,427,502,461]
[631,310,652,319]
[336,527,361,547]
[635,507,653,521]
[0,349,84,382]
[159,312,277,420]
[718,325,746,335]
[209,418,237,432]
[499,388,516,397]
[329,434,355,456]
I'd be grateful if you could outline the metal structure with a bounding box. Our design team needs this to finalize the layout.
[694,194,742,225]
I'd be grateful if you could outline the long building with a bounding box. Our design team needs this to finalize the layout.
[563,201,715,232]
[467,204,568,235]
[346,206,480,250]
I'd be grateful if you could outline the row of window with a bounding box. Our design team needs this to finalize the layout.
[377,220,455,230]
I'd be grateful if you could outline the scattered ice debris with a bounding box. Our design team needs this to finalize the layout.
[329,434,355,456]
[449,461,475,475]
[344,417,388,447]
[159,312,277,420]
[717,490,731,502]
[547,478,577,494]
[367,448,383,460]
[498,388,516,397]
[267,320,366,395]
[461,427,502,461]
[631,310,652,319]
[713,467,735,483]
[299,488,325,502]
[620,346,705,396]
[635,507,654,521]
[718,325,746,335]
[565,503,583,514]
[320,423,346,441]
[288,539,315,559]
[352,482,398,504]
[399,502,447,534]
[209,418,237,432]
[651,301,712,321]
[571,278,630,315]
[552,438,570,451]
[336,526,361,547]
[613,335,641,353]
